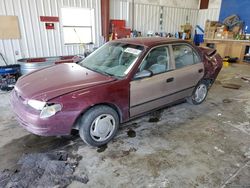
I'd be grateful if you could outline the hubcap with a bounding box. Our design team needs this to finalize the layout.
[90,114,115,142]
[194,84,207,103]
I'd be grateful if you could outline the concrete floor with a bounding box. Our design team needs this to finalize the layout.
[0,64,250,187]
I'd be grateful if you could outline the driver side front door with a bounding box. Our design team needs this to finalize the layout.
[130,45,178,117]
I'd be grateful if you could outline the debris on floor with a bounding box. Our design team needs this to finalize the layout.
[222,83,241,89]
[0,151,88,187]
[244,148,250,159]
[214,146,225,153]
[223,99,232,103]
[241,76,250,82]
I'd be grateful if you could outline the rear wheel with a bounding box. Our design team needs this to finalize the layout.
[187,81,208,105]
[79,105,119,147]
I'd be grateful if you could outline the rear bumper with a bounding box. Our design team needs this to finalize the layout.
[10,90,76,136]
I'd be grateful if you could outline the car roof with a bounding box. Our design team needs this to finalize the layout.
[113,37,190,48]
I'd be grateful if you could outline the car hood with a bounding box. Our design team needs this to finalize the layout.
[15,63,116,101]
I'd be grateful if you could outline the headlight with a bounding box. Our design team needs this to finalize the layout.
[27,99,46,110]
[27,99,62,118]
[40,104,62,119]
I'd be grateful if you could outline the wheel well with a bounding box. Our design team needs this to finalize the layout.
[202,78,214,88]
[72,103,122,130]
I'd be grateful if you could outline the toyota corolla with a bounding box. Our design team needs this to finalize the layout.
[10,38,222,146]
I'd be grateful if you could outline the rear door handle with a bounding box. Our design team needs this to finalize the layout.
[166,77,174,83]
[198,69,204,73]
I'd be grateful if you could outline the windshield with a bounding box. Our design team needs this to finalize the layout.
[80,42,144,78]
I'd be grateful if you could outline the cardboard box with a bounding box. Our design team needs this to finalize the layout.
[214,32,223,39]
[232,25,241,34]
[204,20,220,33]
[204,31,215,39]
[217,25,227,33]
[181,24,192,31]
[224,31,234,39]
[205,20,218,28]
[207,27,216,32]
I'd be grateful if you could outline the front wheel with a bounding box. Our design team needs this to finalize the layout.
[186,81,208,105]
[79,105,119,147]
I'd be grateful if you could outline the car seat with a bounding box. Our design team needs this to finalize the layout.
[149,55,168,74]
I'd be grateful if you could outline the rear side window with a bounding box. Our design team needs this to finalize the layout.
[173,44,200,69]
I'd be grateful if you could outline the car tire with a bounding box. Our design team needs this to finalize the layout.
[186,80,208,105]
[79,105,119,147]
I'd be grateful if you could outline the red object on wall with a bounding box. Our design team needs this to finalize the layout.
[114,27,131,39]
[45,23,55,30]
[110,19,131,40]
[110,20,126,28]
[40,16,59,22]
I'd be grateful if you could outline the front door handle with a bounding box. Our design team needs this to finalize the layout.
[198,69,204,73]
[166,77,174,83]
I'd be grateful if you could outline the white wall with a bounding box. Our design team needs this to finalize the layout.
[197,0,222,29]
[110,0,222,35]
[133,4,198,35]
[0,0,223,65]
[208,0,222,9]
[110,0,199,35]
[0,0,102,65]
[132,0,200,9]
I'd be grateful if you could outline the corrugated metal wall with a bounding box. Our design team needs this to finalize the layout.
[110,0,130,25]
[110,1,220,35]
[197,8,220,29]
[0,0,102,65]
[133,3,161,35]
[0,0,220,65]
[162,7,198,34]
[110,1,199,36]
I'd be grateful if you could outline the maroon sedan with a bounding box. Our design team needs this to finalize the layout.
[11,38,222,146]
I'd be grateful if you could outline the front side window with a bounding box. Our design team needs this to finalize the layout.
[173,44,200,69]
[138,46,170,75]
[80,42,144,78]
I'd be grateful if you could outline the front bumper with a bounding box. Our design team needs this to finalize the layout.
[10,90,76,136]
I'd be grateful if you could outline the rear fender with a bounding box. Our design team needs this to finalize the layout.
[199,47,223,81]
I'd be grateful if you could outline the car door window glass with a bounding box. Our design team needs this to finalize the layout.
[193,51,200,64]
[173,45,199,69]
[139,46,170,75]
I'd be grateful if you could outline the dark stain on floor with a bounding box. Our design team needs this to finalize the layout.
[0,134,81,170]
[148,110,163,123]
[97,144,108,153]
[127,129,136,138]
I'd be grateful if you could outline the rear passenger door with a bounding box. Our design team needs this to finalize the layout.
[170,44,204,96]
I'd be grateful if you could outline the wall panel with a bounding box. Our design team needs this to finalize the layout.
[0,0,102,65]
[110,1,220,36]
[197,8,220,29]
[110,1,199,36]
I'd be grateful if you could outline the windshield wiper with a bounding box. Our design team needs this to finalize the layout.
[83,66,116,78]
[101,71,115,77]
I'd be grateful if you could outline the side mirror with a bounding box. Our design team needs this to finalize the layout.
[134,70,152,80]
